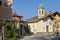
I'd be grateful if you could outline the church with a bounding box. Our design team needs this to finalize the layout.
[27,1,60,34]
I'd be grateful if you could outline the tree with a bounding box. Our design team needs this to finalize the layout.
[4,21,18,40]
[4,21,11,38]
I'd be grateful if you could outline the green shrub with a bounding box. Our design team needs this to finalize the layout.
[5,38,17,40]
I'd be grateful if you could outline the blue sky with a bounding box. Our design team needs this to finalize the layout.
[12,0,60,20]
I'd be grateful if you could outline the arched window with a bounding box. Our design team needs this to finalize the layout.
[49,22,52,25]
[46,25,48,32]
[42,10,43,14]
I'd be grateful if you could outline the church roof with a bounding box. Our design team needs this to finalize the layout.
[27,12,60,23]
[38,0,44,9]
[27,16,40,23]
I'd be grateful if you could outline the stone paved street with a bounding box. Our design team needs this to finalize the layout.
[20,34,59,40]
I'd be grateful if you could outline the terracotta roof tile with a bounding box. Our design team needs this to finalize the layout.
[12,12,23,18]
[27,16,41,23]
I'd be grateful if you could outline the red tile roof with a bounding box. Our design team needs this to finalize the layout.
[12,12,23,18]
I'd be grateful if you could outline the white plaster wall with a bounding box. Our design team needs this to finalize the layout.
[43,22,46,32]
[28,23,34,33]
[36,20,43,32]
[45,18,53,32]
[38,9,45,18]
[33,23,37,33]
[28,18,53,33]
[28,20,46,33]
[48,25,53,32]
[36,20,46,32]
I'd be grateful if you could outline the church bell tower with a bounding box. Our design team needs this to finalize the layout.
[38,0,45,18]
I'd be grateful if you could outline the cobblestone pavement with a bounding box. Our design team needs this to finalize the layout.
[19,34,59,40]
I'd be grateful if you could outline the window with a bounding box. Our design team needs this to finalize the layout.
[42,10,43,14]
[4,13,11,17]
[49,22,52,25]
[4,2,8,7]
[57,24,59,28]
[0,1,2,6]
[46,25,48,32]
[8,14,11,16]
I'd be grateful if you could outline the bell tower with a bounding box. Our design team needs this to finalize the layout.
[38,0,45,18]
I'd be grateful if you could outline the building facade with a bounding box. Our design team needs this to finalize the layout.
[0,0,12,40]
[52,12,60,34]
[0,0,12,20]
[27,1,60,35]
[12,12,23,29]
[0,0,12,32]
[27,1,54,34]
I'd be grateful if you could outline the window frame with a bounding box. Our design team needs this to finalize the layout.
[3,2,9,8]
[2,0,9,8]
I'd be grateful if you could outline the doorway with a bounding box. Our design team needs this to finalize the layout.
[46,25,49,32]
